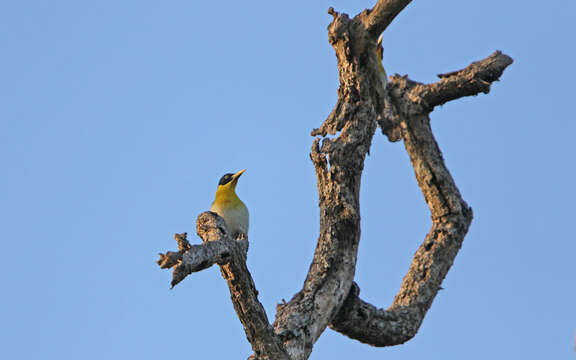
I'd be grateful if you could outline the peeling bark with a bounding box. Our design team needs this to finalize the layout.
[157,1,512,359]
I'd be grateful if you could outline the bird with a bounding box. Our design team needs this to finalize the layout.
[210,169,249,240]
[376,35,387,88]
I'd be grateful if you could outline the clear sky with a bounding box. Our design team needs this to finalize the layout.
[1,1,574,359]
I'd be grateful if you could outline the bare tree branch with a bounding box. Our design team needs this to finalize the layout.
[157,1,512,358]
[378,51,513,141]
[330,51,512,346]
[159,212,289,360]
[157,234,246,288]
[272,0,416,356]
[157,215,242,288]
[331,282,422,346]
[408,51,514,111]
[157,232,191,270]
[273,9,385,359]
[329,113,474,345]
[359,0,412,37]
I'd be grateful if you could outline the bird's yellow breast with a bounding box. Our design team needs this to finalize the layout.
[210,186,249,239]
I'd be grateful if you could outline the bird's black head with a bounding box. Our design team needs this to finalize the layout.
[218,173,234,186]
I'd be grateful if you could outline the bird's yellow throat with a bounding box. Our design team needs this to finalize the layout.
[214,183,243,207]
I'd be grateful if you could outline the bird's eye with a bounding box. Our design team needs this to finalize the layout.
[218,173,234,186]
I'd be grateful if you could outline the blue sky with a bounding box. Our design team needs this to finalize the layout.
[1,1,574,359]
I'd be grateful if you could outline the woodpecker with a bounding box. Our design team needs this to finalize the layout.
[209,169,249,240]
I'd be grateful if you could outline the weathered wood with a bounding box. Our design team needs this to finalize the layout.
[159,212,288,360]
[328,48,511,347]
[330,109,475,346]
[157,1,512,358]
[273,6,390,359]
[406,51,513,111]
[357,0,413,37]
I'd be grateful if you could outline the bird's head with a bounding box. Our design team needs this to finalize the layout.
[217,169,246,192]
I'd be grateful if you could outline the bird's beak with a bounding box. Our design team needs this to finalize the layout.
[232,169,246,180]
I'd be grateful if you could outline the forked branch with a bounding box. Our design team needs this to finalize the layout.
[330,110,475,345]
[329,49,511,346]
[157,0,512,358]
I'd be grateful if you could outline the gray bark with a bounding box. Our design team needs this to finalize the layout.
[157,1,513,359]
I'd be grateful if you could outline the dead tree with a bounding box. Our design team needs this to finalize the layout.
[157,1,513,359]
